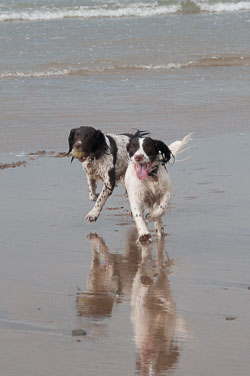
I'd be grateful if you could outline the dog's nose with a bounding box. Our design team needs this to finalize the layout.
[74,141,82,150]
[134,154,144,162]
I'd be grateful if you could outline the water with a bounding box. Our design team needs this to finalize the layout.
[1,0,250,21]
[1,134,250,376]
[1,0,250,153]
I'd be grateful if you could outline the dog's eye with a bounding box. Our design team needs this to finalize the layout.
[144,142,153,150]
[128,142,137,155]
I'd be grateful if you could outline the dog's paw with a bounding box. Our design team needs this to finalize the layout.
[138,233,152,243]
[85,212,98,223]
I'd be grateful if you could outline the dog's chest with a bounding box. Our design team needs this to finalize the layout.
[82,156,112,180]
[82,135,129,182]
[126,163,171,206]
[143,179,163,205]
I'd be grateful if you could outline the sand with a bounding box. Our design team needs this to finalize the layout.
[0,132,250,376]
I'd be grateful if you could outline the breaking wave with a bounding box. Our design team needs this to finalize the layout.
[1,56,249,79]
[1,1,250,22]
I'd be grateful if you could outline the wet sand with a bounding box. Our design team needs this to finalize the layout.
[0,132,250,376]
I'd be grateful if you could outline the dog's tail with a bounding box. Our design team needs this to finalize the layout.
[169,133,193,161]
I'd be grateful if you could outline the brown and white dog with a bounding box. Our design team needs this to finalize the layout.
[68,126,131,223]
[125,133,191,242]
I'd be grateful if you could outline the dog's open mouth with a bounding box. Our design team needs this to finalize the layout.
[78,154,89,162]
[134,161,152,180]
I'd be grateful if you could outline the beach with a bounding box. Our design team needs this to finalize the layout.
[1,1,250,375]
[1,133,250,376]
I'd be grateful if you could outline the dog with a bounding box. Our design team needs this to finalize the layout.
[68,126,131,223]
[125,132,191,242]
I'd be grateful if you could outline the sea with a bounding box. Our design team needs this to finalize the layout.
[0,0,250,154]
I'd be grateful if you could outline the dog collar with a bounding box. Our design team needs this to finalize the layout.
[148,158,168,177]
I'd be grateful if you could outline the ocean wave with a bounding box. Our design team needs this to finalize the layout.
[198,1,250,12]
[0,69,72,78]
[1,57,249,79]
[0,4,179,22]
[1,1,250,22]
[0,65,177,79]
[187,56,250,67]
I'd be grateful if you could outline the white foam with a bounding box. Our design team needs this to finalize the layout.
[1,1,250,22]
[2,56,248,80]
[197,1,250,13]
[140,63,183,70]
[0,63,186,80]
[0,4,180,22]
[0,69,73,79]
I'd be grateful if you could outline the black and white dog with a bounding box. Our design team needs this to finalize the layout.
[68,126,130,223]
[125,132,191,242]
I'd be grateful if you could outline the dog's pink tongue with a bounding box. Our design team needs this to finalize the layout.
[136,163,148,180]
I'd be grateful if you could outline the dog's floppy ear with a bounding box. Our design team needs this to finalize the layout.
[126,139,132,152]
[95,129,105,145]
[92,129,108,159]
[155,140,172,163]
[68,128,76,154]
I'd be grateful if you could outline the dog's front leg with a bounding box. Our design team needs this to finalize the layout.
[146,190,171,236]
[132,205,151,243]
[85,185,112,223]
[86,175,98,202]
[127,193,151,243]
[146,190,171,222]
[85,168,115,223]
[153,191,172,236]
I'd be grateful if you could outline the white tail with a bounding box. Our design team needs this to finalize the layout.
[169,133,193,160]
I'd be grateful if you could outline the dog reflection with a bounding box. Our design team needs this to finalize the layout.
[131,238,180,375]
[76,229,141,318]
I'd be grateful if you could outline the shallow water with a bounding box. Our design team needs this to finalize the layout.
[1,1,250,153]
[0,133,250,375]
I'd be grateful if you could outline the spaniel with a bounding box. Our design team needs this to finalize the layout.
[68,126,130,223]
[125,132,191,242]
